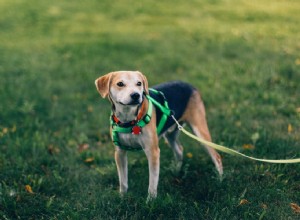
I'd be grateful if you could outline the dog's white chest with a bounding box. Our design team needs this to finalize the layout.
[118,132,152,150]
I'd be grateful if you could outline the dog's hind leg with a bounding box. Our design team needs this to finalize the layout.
[115,148,128,194]
[181,91,223,177]
[165,127,183,172]
[189,120,223,177]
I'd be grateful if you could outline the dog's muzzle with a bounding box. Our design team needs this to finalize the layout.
[127,92,141,105]
[130,92,140,101]
[118,92,142,106]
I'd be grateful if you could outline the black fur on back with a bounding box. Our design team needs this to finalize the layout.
[149,81,196,134]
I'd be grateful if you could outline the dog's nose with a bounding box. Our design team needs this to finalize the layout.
[130,92,140,101]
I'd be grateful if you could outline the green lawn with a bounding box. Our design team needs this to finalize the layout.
[1,0,300,219]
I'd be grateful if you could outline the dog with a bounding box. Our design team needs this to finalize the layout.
[95,71,223,200]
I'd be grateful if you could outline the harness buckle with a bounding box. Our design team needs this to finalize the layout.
[144,114,151,123]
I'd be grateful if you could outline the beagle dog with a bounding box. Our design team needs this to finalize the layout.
[95,71,223,200]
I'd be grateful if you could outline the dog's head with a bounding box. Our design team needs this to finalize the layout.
[95,71,149,106]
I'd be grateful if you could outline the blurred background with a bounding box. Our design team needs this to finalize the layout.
[0,0,299,219]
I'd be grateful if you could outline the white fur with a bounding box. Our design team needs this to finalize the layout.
[95,71,223,201]
[110,72,144,109]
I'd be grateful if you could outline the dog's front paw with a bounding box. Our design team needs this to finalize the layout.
[119,184,128,196]
[146,193,157,203]
[119,190,127,197]
[146,189,157,203]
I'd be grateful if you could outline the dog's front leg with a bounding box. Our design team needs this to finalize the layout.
[115,148,128,195]
[144,144,160,201]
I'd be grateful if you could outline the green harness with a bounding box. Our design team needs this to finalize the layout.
[110,88,172,151]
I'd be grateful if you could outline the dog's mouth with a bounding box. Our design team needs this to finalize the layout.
[118,100,141,106]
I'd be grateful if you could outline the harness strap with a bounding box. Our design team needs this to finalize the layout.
[111,101,152,133]
[111,98,153,151]
[110,89,172,151]
[148,88,172,134]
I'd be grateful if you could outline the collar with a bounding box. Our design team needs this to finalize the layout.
[110,95,152,134]
[110,96,152,151]
[112,98,147,128]
[110,89,172,151]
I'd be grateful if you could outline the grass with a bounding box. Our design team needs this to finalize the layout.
[0,0,300,219]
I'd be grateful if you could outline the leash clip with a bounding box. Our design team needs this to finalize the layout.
[171,115,183,130]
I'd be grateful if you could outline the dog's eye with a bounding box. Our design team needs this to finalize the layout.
[117,82,125,87]
[137,82,142,86]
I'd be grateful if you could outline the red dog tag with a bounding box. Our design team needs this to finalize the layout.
[132,126,142,135]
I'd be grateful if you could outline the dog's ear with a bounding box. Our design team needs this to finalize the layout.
[95,73,113,98]
[138,71,149,95]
